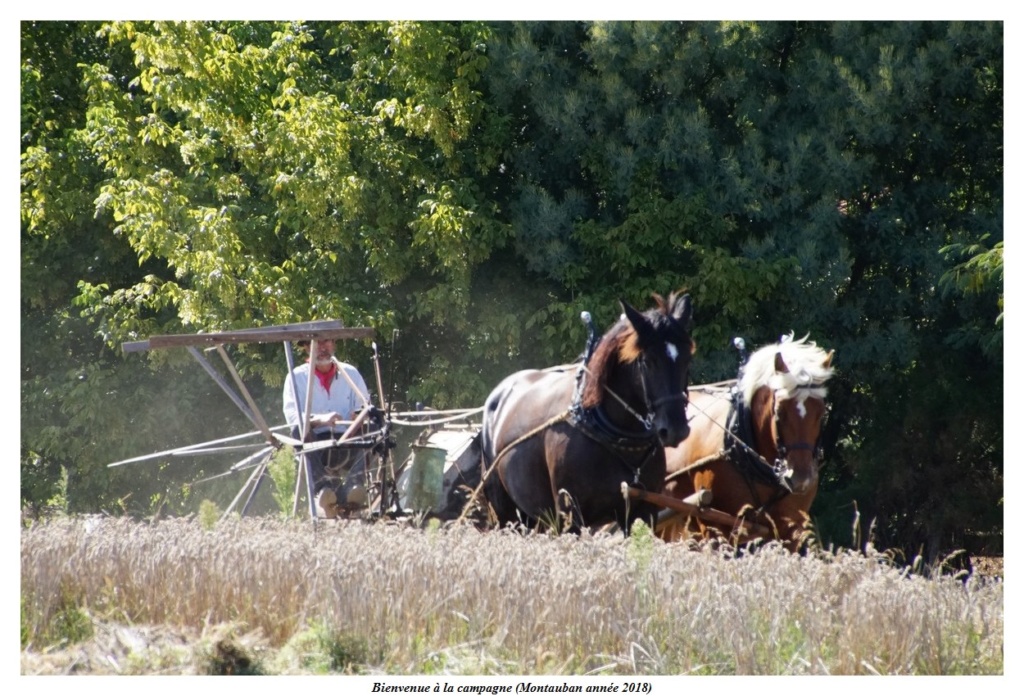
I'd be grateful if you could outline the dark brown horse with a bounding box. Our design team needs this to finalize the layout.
[479,292,695,532]
[659,334,834,550]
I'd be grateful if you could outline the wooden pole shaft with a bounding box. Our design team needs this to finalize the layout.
[625,485,772,539]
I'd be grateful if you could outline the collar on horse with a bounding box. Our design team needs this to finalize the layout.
[570,406,660,485]
[725,386,793,492]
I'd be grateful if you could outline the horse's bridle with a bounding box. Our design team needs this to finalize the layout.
[576,355,689,435]
[716,382,827,503]
[568,355,690,485]
[633,355,690,432]
[768,384,827,482]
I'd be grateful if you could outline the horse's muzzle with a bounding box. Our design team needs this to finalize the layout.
[780,454,819,495]
[657,421,690,448]
[652,393,690,447]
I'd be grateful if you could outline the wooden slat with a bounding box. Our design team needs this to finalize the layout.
[625,485,771,539]
[122,320,375,352]
[122,340,151,353]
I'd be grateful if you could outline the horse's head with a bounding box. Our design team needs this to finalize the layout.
[618,291,696,446]
[743,335,835,495]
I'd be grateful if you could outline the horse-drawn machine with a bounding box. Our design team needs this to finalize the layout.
[111,295,835,551]
[111,319,486,523]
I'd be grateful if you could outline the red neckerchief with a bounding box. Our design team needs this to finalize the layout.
[312,360,337,394]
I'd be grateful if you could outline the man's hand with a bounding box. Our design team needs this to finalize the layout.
[312,412,342,428]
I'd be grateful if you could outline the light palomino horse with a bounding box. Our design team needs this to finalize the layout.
[659,334,834,550]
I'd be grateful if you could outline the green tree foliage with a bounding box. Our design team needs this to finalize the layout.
[482,21,1003,558]
[21,21,1001,561]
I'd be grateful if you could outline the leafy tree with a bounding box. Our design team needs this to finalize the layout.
[480,21,1002,558]
[23,20,515,514]
[20,21,213,513]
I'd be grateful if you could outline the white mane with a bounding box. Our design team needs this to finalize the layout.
[739,333,834,408]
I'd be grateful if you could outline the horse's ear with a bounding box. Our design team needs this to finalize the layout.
[620,299,651,337]
[775,352,790,374]
[671,293,693,326]
[823,349,835,369]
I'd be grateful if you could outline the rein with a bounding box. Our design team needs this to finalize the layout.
[664,387,776,478]
[455,408,573,526]
[727,388,796,493]
[575,363,648,430]
[663,389,787,521]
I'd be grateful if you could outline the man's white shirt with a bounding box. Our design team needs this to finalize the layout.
[283,360,371,436]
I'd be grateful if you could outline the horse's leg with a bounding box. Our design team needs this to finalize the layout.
[690,468,725,541]
[479,387,520,529]
[547,435,596,533]
[637,502,665,535]
[771,497,816,552]
[481,454,519,528]
[491,438,556,530]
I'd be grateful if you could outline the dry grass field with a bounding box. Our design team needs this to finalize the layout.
[21,515,1002,675]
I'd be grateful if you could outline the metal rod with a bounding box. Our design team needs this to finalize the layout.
[229,446,276,472]
[241,457,271,516]
[332,356,372,410]
[171,444,268,456]
[301,339,317,440]
[107,426,289,467]
[334,405,373,444]
[283,340,309,520]
[300,339,318,520]
[126,322,375,352]
[215,344,275,445]
[192,447,272,486]
[287,339,316,522]
[292,449,306,518]
[192,469,248,485]
[186,346,258,425]
[387,329,399,416]
[372,342,387,412]
[221,458,266,521]
[283,341,305,431]
[372,342,395,515]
